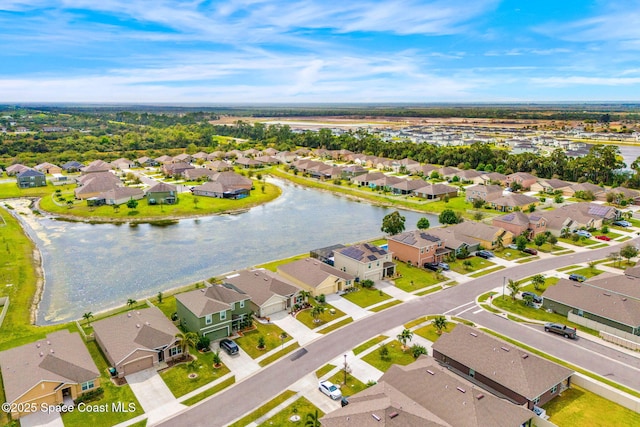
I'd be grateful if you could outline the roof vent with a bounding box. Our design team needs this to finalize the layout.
[389,412,399,419]
[145,322,150,326]
[470,332,477,337]
[136,324,141,328]
[603,292,611,296]
[371,414,381,421]
[36,343,41,348]
[457,387,466,393]
[476,394,485,400]
[39,352,44,357]
[501,346,510,352]
[522,354,529,359]
[50,349,54,354]
[47,341,51,345]
[127,312,132,317]
[136,311,141,315]
[426,369,435,375]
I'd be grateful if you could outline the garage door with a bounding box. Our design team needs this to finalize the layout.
[262,302,285,317]
[123,356,153,375]
[204,326,229,341]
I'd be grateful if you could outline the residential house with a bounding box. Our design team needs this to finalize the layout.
[415,163,438,177]
[478,171,507,185]
[465,184,503,203]
[504,172,538,190]
[455,169,482,183]
[205,160,233,172]
[489,194,539,212]
[309,244,346,265]
[173,153,192,163]
[183,168,218,181]
[136,156,158,167]
[277,258,355,297]
[321,356,533,427]
[448,221,513,250]
[176,284,252,340]
[224,269,301,318]
[16,169,47,188]
[191,171,253,198]
[161,162,195,177]
[92,307,182,378]
[543,275,640,336]
[81,160,112,174]
[341,164,367,178]
[235,157,262,168]
[254,155,280,165]
[5,163,30,176]
[155,155,174,164]
[432,324,574,409]
[61,160,84,172]
[192,151,209,161]
[333,243,395,281]
[274,151,297,164]
[492,211,547,238]
[111,158,136,170]
[413,183,458,200]
[0,330,100,419]
[146,182,178,204]
[530,179,572,194]
[34,162,62,175]
[427,226,480,257]
[263,148,279,156]
[563,182,605,198]
[437,166,461,180]
[387,230,448,266]
[545,202,618,234]
[74,172,122,199]
[352,172,386,187]
[603,186,640,205]
[94,187,145,206]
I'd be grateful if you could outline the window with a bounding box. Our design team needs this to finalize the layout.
[368,263,371,269]
[205,314,212,325]
[170,346,182,357]
[81,380,94,391]
[220,311,227,320]
[551,384,558,394]
[240,300,245,308]
[469,368,475,378]
[533,396,540,405]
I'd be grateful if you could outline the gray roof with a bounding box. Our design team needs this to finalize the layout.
[491,193,539,207]
[432,324,573,400]
[389,230,442,248]
[98,186,144,200]
[92,307,180,366]
[176,285,248,317]
[277,258,354,288]
[545,202,617,231]
[439,221,509,244]
[224,269,300,306]
[147,182,177,193]
[414,183,458,196]
[337,243,389,262]
[0,330,99,403]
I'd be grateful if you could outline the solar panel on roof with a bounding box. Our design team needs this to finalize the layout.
[587,205,610,217]
[367,254,377,261]
[503,213,515,221]
[342,247,364,260]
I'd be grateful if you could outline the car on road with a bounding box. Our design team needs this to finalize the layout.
[219,338,239,355]
[319,380,342,400]
[595,235,611,241]
[573,229,592,238]
[569,273,586,282]
[476,250,494,259]
[522,247,538,255]
[438,262,450,271]
[613,220,631,227]
[521,291,542,304]
[544,322,577,339]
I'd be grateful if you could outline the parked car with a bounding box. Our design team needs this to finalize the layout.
[438,262,450,271]
[319,380,342,400]
[569,273,586,282]
[595,235,611,241]
[219,338,239,355]
[521,291,542,304]
[573,229,592,238]
[614,220,631,227]
[424,262,439,271]
[522,247,538,255]
[544,322,577,339]
[341,396,349,407]
[476,250,494,259]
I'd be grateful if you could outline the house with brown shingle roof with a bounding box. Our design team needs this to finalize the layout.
[563,182,605,198]
[5,163,31,176]
[321,356,533,427]
[224,269,301,318]
[465,184,503,203]
[543,275,640,336]
[387,230,447,266]
[74,171,123,199]
[504,172,537,189]
[183,167,218,181]
[81,159,112,174]
[92,307,182,378]
[95,186,144,206]
[544,202,618,234]
[110,158,136,170]
[34,162,62,175]
[413,183,458,200]
[492,211,547,238]
[352,172,386,187]
[146,182,178,204]
[277,257,355,297]
[388,178,425,195]
[176,285,253,341]
[432,324,573,409]
[530,178,572,194]
[489,193,539,212]
[161,161,195,177]
[0,330,100,419]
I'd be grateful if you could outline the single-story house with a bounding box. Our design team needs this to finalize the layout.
[432,324,574,410]
[545,202,618,234]
[235,157,262,168]
[603,186,640,205]
[205,160,233,172]
[455,169,482,183]
[161,162,195,177]
[5,163,30,176]
[333,243,395,282]
[465,184,503,203]
[321,356,533,427]
[427,227,480,257]
[0,330,100,419]
[413,183,458,200]
[437,166,461,180]
[92,307,182,378]
[146,182,178,204]
[351,172,386,187]
[387,229,448,266]
[223,269,301,318]
[492,211,547,238]
[94,187,145,206]
[192,181,250,199]
[489,193,539,212]
[81,160,112,174]
[478,172,507,185]
[563,182,605,198]
[277,257,355,297]
[34,162,62,175]
[74,172,122,199]
[176,284,253,341]
[136,156,158,167]
[61,160,84,172]
[504,172,538,189]
[111,158,136,170]
[16,169,47,188]
[173,153,192,163]
[154,155,174,164]
[183,168,218,181]
[388,178,425,195]
[530,179,572,194]
[446,221,513,250]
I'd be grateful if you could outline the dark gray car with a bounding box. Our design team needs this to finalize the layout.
[220,338,239,355]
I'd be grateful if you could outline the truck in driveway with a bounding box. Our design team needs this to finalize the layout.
[544,322,577,339]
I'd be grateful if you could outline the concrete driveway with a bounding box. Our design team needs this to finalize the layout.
[326,294,370,320]
[212,341,260,381]
[19,410,64,427]
[271,312,321,346]
[126,368,185,425]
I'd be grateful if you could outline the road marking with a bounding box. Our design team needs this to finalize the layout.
[453,305,477,316]
[444,301,474,315]
[473,308,483,314]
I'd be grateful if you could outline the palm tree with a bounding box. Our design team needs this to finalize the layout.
[83,312,94,327]
[127,298,136,308]
[432,316,448,335]
[299,290,311,305]
[212,349,222,368]
[311,305,326,323]
[495,234,504,251]
[396,328,414,351]
[305,410,321,427]
[175,331,198,361]
[531,274,546,291]
[507,279,521,301]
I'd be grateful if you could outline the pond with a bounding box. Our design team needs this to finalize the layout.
[9,179,438,324]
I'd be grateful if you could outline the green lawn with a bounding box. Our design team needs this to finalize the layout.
[370,300,402,312]
[568,267,604,279]
[235,322,293,359]
[259,342,300,367]
[493,249,530,261]
[414,323,449,342]
[558,237,599,247]
[328,372,367,396]
[544,385,640,427]
[362,340,418,372]
[393,262,444,291]
[182,376,235,406]
[342,287,391,308]
[0,181,57,199]
[160,351,230,397]
[258,397,323,427]
[478,291,497,303]
[315,364,336,378]
[449,256,496,274]
[519,276,560,294]
[603,261,635,270]
[353,335,388,355]
[62,341,143,427]
[469,265,505,278]
[227,390,297,427]
[152,295,177,319]
[38,182,281,220]
[255,253,309,272]
[530,242,564,253]
[557,265,582,272]
[416,285,443,296]
[295,300,346,329]
[368,238,387,246]
[318,317,353,334]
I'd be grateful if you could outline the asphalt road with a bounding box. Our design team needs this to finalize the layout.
[158,236,640,427]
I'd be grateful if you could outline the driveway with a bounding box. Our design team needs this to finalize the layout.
[212,341,260,380]
[271,312,321,346]
[326,293,370,320]
[125,368,185,425]
[19,410,64,427]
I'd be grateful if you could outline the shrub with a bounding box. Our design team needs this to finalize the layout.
[360,279,374,289]
[316,294,326,304]
[196,335,211,351]
[378,345,390,361]
[74,387,104,404]
[411,344,428,359]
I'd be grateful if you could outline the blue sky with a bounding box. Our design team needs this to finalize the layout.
[2,0,640,103]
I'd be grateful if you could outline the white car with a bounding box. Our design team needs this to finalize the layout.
[319,380,342,400]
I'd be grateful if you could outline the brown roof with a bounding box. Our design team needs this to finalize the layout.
[277,258,354,289]
[147,182,177,193]
[211,171,253,190]
[444,221,509,244]
[568,183,604,194]
[98,187,144,201]
[389,179,426,192]
[92,307,180,366]
[432,325,573,400]
[82,159,112,173]
[414,183,458,196]
[545,202,617,231]
[389,230,442,248]
[75,172,122,197]
[491,193,538,207]
[176,285,249,318]
[224,269,300,306]
[0,330,99,403]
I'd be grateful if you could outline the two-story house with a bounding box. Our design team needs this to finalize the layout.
[333,243,395,282]
[492,211,547,238]
[387,230,447,266]
[16,168,47,188]
[277,258,355,297]
[465,184,503,203]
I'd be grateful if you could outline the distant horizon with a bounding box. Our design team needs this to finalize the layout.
[3,1,640,103]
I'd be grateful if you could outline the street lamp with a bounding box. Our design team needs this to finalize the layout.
[343,354,348,385]
[281,333,287,350]
[502,276,506,300]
